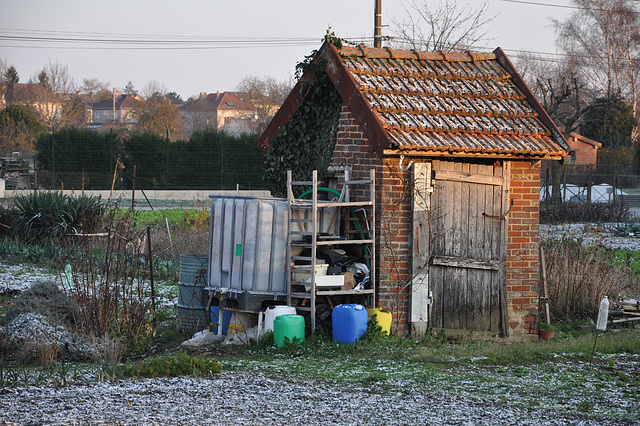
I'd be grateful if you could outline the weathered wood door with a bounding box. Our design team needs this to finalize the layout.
[428,160,509,334]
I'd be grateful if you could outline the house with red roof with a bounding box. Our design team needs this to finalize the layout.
[1,83,60,125]
[259,41,568,340]
[179,91,258,136]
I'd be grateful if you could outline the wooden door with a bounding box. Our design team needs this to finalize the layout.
[428,160,509,334]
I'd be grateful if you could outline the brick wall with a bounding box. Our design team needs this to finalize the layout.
[568,136,598,166]
[507,161,541,338]
[330,107,413,336]
[330,107,542,338]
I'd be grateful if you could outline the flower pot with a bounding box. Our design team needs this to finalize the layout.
[539,330,555,340]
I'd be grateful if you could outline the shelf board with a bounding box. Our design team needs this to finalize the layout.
[316,239,373,246]
[316,289,375,296]
[291,201,373,208]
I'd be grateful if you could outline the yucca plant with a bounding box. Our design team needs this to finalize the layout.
[12,192,104,241]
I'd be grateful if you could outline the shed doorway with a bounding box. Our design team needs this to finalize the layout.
[418,160,510,335]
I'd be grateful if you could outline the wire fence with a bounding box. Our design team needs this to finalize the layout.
[540,164,640,206]
[18,129,270,191]
[32,150,268,192]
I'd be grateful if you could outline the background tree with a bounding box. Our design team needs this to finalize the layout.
[236,75,292,131]
[165,92,184,104]
[81,78,111,102]
[581,97,635,148]
[181,95,214,134]
[133,93,184,140]
[518,53,593,137]
[124,81,137,95]
[581,96,637,178]
[0,59,8,83]
[554,0,640,138]
[4,66,19,85]
[0,104,45,154]
[24,61,80,130]
[140,80,167,101]
[32,60,75,95]
[390,0,495,52]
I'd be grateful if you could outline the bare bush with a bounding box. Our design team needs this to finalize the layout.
[21,337,58,367]
[543,237,639,320]
[63,210,155,355]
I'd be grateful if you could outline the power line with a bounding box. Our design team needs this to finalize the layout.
[497,0,580,10]
[497,0,640,12]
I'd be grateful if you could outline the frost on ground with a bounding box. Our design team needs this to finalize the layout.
[540,223,640,251]
[0,368,632,426]
[0,261,178,362]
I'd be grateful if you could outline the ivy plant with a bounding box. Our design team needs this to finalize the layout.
[264,32,345,197]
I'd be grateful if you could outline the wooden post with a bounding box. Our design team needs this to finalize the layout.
[586,166,593,203]
[410,162,432,337]
[540,245,551,324]
[131,165,136,210]
[147,226,156,327]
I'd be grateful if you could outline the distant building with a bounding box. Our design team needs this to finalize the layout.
[179,91,258,136]
[1,83,60,124]
[564,132,602,165]
[540,131,602,179]
[89,93,144,125]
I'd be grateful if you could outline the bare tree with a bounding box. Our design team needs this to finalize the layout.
[140,79,167,101]
[0,59,10,84]
[81,78,111,102]
[390,0,495,52]
[517,53,593,138]
[32,60,76,95]
[181,95,215,134]
[134,93,185,140]
[236,75,292,130]
[554,0,640,122]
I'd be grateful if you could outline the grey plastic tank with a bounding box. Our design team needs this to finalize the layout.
[208,195,289,310]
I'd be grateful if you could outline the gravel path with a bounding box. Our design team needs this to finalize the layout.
[0,370,624,425]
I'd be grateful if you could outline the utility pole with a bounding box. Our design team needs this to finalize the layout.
[374,0,383,48]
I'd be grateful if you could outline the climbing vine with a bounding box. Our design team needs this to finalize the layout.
[264,32,345,196]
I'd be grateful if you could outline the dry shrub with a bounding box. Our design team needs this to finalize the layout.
[149,214,210,261]
[21,337,58,366]
[540,201,630,224]
[63,210,154,355]
[543,237,639,320]
[2,280,77,326]
[96,334,123,364]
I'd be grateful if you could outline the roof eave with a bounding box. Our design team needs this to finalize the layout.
[383,148,564,161]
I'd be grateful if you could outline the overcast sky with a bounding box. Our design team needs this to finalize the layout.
[1,0,573,100]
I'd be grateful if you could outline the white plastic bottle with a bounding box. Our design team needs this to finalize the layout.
[596,296,609,331]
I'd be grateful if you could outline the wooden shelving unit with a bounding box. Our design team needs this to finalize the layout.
[286,169,376,332]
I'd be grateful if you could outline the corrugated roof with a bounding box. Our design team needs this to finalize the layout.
[337,45,567,157]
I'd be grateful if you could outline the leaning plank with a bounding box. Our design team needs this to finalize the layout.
[431,255,499,271]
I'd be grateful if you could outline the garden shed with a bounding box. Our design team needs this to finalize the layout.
[258,41,569,339]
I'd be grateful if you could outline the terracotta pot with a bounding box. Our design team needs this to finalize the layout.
[539,330,555,341]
